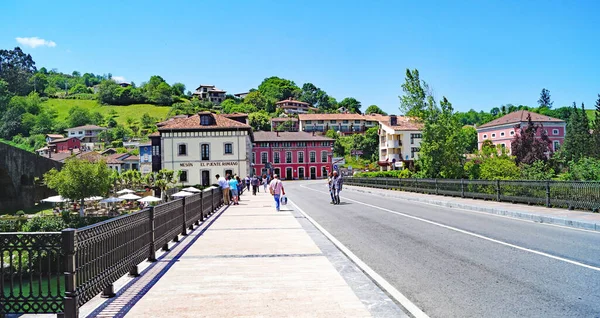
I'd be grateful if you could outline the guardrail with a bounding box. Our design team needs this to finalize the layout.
[345,177,600,212]
[1,187,224,317]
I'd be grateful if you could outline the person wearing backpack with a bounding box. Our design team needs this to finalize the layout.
[251,175,260,195]
[268,174,285,211]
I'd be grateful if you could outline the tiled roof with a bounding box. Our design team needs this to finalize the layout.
[46,134,64,139]
[40,152,76,162]
[78,151,103,162]
[276,99,309,105]
[149,131,160,137]
[66,125,106,131]
[123,155,139,161]
[271,117,299,122]
[381,116,423,131]
[105,153,129,164]
[222,113,248,118]
[298,113,389,121]
[253,131,334,142]
[48,137,79,144]
[158,112,251,131]
[478,110,565,129]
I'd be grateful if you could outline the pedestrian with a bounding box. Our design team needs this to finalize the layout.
[327,172,335,204]
[228,176,239,205]
[331,171,343,205]
[262,174,268,192]
[216,174,230,205]
[236,176,243,199]
[268,174,285,211]
[245,176,251,191]
[251,175,259,195]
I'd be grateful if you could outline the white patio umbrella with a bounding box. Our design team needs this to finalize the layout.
[182,187,201,193]
[137,196,162,203]
[84,196,104,202]
[118,193,142,200]
[171,191,193,198]
[100,197,124,203]
[41,195,67,203]
[116,189,135,195]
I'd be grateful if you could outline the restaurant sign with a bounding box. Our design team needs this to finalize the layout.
[180,161,239,167]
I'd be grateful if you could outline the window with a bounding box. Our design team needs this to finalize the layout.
[200,115,211,126]
[510,130,515,136]
[321,142,330,146]
[224,143,233,154]
[282,142,292,147]
[297,142,306,147]
[483,134,488,139]
[286,151,292,163]
[553,129,559,135]
[260,142,269,147]
[321,151,327,162]
[178,144,187,156]
[500,132,505,137]
[330,120,336,124]
[261,152,268,164]
[252,153,256,164]
[306,120,312,124]
[554,141,560,151]
[201,144,210,160]
[343,120,349,124]
[179,170,188,182]
[318,120,324,124]
[298,152,304,163]
[355,120,361,124]
[410,133,422,139]
[274,152,280,163]
[309,151,316,163]
[272,142,279,147]
[152,146,160,156]
[501,144,506,148]
[491,133,496,138]
[411,147,420,159]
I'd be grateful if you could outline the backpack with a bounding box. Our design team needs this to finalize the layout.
[280,195,288,205]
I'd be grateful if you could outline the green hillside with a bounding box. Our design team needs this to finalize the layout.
[42,99,172,126]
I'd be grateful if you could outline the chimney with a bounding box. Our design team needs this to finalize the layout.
[276,131,279,137]
[390,115,397,126]
[312,130,315,136]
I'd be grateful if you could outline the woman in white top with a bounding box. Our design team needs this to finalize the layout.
[262,175,268,192]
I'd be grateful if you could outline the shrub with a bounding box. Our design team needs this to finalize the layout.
[520,161,555,180]
[354,169,412,178]
[21,216,67,232]
[111,140,124,148]
[15,210,25,217]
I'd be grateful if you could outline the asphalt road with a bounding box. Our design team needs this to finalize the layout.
[287,180,600,318]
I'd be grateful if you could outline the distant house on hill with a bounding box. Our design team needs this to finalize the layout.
[476,110,566,153]
[192,84,227,105]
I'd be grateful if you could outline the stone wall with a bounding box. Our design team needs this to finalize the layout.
[0,143,63,213]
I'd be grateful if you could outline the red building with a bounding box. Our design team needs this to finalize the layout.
[252,132,335,180]
[48,137,81,153]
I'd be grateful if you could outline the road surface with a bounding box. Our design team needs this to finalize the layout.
[287,180,600,318]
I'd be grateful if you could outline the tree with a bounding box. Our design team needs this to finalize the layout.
[69,84,90,94]
[0,104,26,138]
[141,113,156,128]
[365,105,387,115]
[148,82,173,105]
[490,107,500,117]
[562,102,593,161]
[338,97,362,114]
[0,47,37,95]
[248,111,271,131]
[538,88,553,109]
[44,158,112,216]
[460,126,478,153]
[299,83,332,109]
[172,83,186,96]
[399,69,428,118]
[464,140,520,180]
[244,90,269,111]
[511,114,552,165]
[68,106,92,127]
[32,109,56,135]
[0,79,11,115]
[592,95,600,158]
[29,72,48,95]
[257,76,301,102]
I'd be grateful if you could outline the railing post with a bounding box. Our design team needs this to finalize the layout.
[435,179,439,195]
[461,179,465,198]
[496,180,501,202]
[102,285,115,298]
[181,197,188,236]
[199,191,205,222]
[148,206,156,262]
[546,181,551,208]
[211,188,215,212]
[62,228,78,318]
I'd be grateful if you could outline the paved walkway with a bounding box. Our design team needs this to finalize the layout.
[347,185,600,231]
[83,189,404,317]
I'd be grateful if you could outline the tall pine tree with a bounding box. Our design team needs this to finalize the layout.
[562,102,593,161]
[537,88,553,109]
[592,95,600,158]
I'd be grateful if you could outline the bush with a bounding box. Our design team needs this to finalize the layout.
[520,161,555,180]
[65,93,96,100]
[559,158,600,181]
[111,140,124,148]
[354,169,412,178]
[15,210,25,217]
[21,216,67,232]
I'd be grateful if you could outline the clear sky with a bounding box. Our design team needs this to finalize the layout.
[2,0,599,114]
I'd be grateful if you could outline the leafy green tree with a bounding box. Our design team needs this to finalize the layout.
[299,83,333,110]
[0,47,37,95]
[258,76,301,102]
[244,90,269,110]
[537,88,553,109]
[44,159,113,216]
[0,104,26,138]
[0,79,11,115]
[32,109,56,135]
[520,161,555,180]
[69,83,90,94]
[221,99,257,114]
[338,97,362,114]
[68,106,92,127]
[148,82,173,105]
[511,114,552,165]
[460,126,478,153]
[399,69,428,118]
[171,83,186,96]
[112,124,131,140]
[21,113,37,136]
[592,95,600,158]
[562,102,593,161]
[141,113,156,128]
[90,111,104,126]
[464,140,519,180]
[97,80,121,104]
[560,158,600,181]
[29,72,48,95]
[365,105,387,115]
[248,111,271,131]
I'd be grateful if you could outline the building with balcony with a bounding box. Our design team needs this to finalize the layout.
[152,112,253,186]
[298,113,389,135]
[476,110,566,153]
[192,84,227,105]
[276,99,317,114]
[271,117,299,132]
[65,125,107,144]
[378,115,423,170]
[252,131,335,180]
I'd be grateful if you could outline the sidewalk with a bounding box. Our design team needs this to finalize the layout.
[83,189,405,317]
[346,185,600,232]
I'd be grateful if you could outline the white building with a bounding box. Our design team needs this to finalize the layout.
[378,115,423,170]
[156,112,253,186]
[276,99,317,114]
[192,85,227,105]
[298,113,389,135]
[65,125,107,143]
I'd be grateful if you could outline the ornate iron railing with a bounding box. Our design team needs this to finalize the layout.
[1,232,64,315]
[346,177,600,212]
[1,186,225,317]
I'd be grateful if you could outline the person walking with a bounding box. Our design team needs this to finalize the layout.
[236,176,243,200]
[251,175,259,195]
[216,174,230,205]
[262,174,268,192]
[228,176,239,205]
[331,171,343,205]
[327,172,335,204]
[245,176,251,191]
[268,174,285,211]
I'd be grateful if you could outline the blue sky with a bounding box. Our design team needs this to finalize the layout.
[2,0,600,114]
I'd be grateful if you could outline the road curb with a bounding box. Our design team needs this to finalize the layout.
[346,186,600,233]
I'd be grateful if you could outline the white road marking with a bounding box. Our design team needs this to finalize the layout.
[299,184,600,273]
[289,199,430,318]
[344,186,600,234]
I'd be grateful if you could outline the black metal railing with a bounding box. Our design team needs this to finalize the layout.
[345,177,600,212]
[1,186,225,317]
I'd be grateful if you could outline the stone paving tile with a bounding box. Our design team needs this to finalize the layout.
[209,214,302,229]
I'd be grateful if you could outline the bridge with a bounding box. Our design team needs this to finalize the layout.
[0,143,62,213]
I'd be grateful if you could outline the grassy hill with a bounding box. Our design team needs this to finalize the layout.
[42,99,172,126]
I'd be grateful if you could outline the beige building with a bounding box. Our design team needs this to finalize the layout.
[192,85,227,105]
[157,112,254,186]
[378,115,423,170]
[276,99,318,114]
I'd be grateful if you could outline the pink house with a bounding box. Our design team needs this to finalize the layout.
[476,110,566,153]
